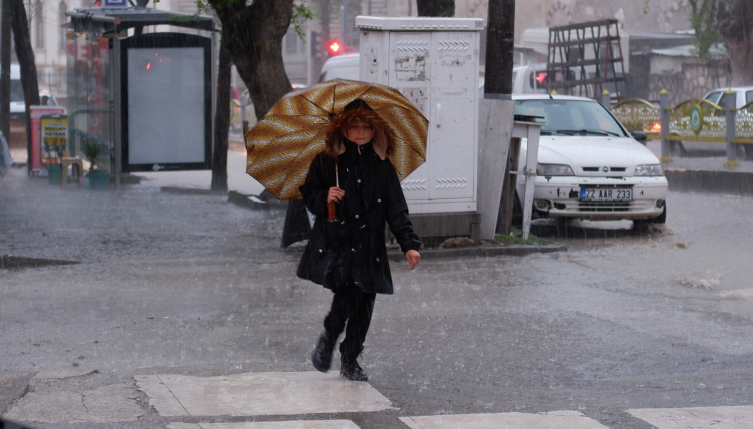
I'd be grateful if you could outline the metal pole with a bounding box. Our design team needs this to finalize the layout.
[659,89,670,163]
[211,21,218,173]
[725,89,738,167]
[339,5,346,48]
[113,29,122,189]
[1,0,12,142]
[521,123,542,240]
[601,89,610,108]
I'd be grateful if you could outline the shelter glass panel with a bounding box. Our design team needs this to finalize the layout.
[66,32,111,172]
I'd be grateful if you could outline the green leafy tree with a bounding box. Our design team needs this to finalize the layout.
[645,0,753,85]
[716,0,753,85]
[417,0,455,17]
[687,0,721,60]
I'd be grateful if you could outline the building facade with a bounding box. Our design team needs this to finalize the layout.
[28,0,694,103]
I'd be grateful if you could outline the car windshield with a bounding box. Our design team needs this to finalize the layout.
[10,80,24,102]
[705,91,723,105]
[514,99,627,137]
[319,65,359,82]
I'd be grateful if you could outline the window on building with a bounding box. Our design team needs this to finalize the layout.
[59,1,67,50]
[34,0,44,49]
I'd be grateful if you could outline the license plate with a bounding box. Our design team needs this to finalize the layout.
[580,187,632,202]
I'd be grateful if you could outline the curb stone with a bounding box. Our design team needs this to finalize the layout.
[1,255,80,269]
[285,243,567,259]
[228,190,287,211]
[386,243,567,261]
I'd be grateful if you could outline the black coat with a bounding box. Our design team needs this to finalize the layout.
[296,140,422,294]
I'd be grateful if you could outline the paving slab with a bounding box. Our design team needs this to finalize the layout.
[627,405,753,429]
[4,383,144,424]
[136,371,392,417]
[167,420,360,429]
[399,410,609,429]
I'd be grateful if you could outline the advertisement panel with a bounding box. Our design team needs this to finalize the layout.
[40,115,68,165]
[30,106,67,173]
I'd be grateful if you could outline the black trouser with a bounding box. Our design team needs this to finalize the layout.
[323,287,376,360]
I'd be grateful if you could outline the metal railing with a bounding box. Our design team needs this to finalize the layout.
[609,90,753,165]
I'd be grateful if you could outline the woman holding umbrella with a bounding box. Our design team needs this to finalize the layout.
[297,99,422,381]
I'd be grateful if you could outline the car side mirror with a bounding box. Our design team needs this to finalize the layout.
[631,130,647,142]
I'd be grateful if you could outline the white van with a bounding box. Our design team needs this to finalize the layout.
[7,64,57,114]
[322,54,593,98]
[510,64,593,97]
[318,53,360,82]
[6,64,58,149]
[9,64,24,121]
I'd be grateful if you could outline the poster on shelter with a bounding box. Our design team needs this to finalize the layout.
[30,106,66,173]
[40,115,68,165]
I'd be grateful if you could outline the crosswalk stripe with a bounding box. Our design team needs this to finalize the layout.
[627,405,753,428]
[399,410,610,429]
[136,372,391,417]
[167,420,360,429]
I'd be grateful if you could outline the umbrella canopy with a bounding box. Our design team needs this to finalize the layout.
[244,79,428,199]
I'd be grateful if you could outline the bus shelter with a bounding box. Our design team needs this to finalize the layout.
[65,7,216,187]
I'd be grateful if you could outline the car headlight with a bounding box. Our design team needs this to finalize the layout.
[634,164,664,176]
[536,163,574,176]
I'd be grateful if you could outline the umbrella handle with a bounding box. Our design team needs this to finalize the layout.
[327,202,339,223]
[328,162,340,222]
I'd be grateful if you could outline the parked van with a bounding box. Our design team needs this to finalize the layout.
[321,54,594,99]
[8,64,24,122]
[318,53,360,82]
[510,64,593,97]
[6,64,59,149]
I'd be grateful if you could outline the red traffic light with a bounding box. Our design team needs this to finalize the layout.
[327,40,341,56]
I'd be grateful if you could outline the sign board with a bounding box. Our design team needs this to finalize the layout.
[40,115,68,165]
[30,106,67,173]
[103,0,128,7]
[120,33,212,172]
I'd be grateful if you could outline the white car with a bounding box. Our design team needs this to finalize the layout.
[514,94,668,226]
[669,86,753,160]
[318,53,360,82]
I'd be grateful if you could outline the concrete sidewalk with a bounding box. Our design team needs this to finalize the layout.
[645,140,753,196]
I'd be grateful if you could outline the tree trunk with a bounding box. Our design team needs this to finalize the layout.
[485,0,515,96]
[210,0,293,121]
[718,0,753,86]
[211,40,231,192]
[416,0,455,17]
[9,0,38,172]
[1,0,11,141]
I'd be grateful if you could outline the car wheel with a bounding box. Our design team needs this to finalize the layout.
[633,219,649,232]
[647,205,667,224]
[669,141,686,158]
[736,144,753,161]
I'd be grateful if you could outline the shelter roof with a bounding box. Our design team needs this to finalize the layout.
[66,7,214,34]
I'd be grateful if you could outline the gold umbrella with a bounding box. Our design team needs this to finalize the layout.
[244,79,428,199]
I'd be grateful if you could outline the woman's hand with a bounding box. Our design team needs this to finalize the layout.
[405,249,420,270]
[327,187,345,204]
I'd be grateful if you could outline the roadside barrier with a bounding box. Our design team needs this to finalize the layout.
[609,90,753,165]
[609,98,661,140]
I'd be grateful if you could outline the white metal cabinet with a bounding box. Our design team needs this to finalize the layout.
[357,16,483,214]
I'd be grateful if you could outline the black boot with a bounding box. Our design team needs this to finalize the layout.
[339,344,368,382]
[312,332,337,372]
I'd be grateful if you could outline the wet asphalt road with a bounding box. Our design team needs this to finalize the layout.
[1,167,753,429]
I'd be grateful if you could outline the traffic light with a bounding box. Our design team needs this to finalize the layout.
[327,39,342,56]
